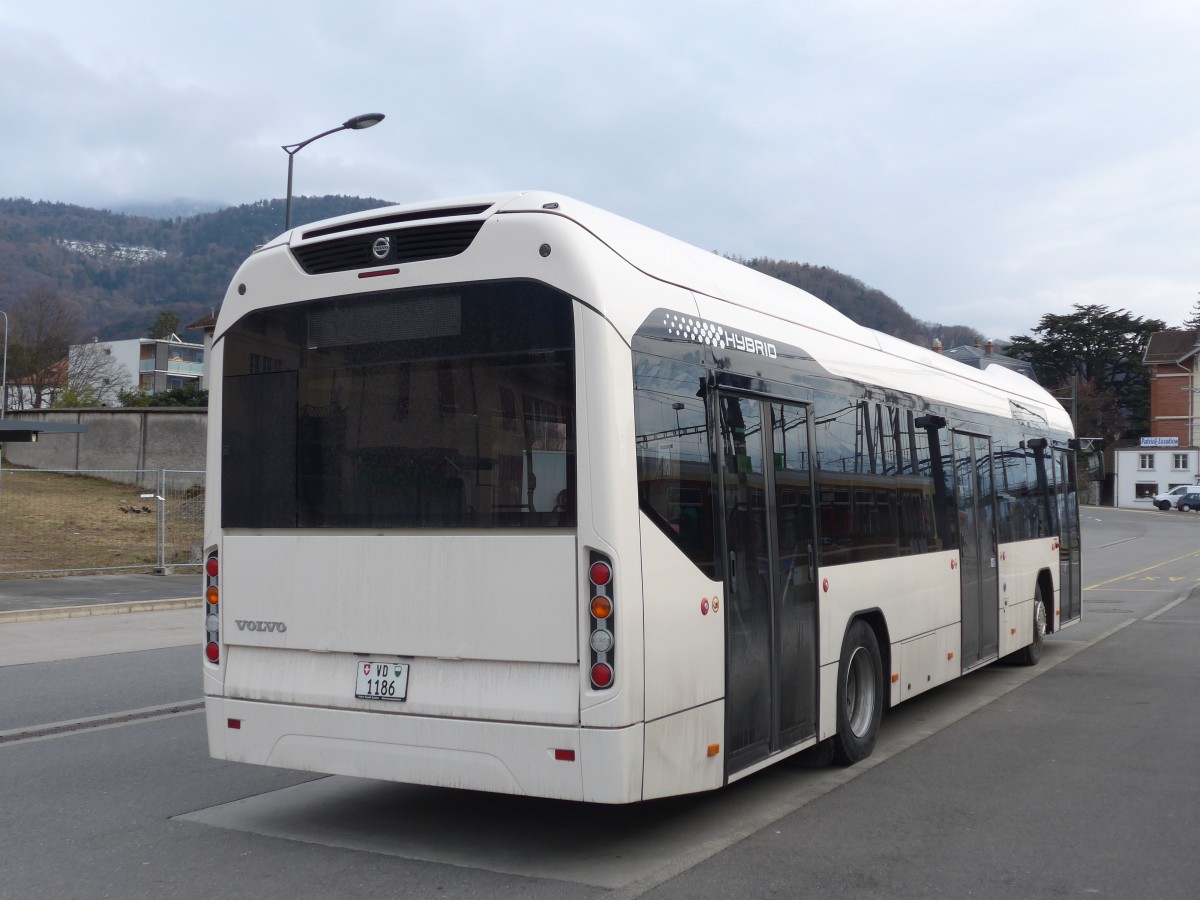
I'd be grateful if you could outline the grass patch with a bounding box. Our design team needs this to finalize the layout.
[0,468,183,575]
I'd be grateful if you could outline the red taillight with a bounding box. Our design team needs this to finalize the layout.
[587,551,615,691]
[589,561,611,586]
[554,748,575,761]
[590,662,613,689]
[204,548,219,664]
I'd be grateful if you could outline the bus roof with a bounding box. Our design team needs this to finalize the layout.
[242,190,1072,435]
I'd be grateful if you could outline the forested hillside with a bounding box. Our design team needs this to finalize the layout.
[0,196,982,346]
[0,196,387,338]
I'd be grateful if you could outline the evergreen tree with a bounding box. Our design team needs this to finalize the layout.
[147,310,180,339]
[1007,304,1164,440]
[1183,296,1200,331]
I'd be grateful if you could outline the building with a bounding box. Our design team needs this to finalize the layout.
[78,335,205,395]
[2,358,68,411]
[939,339,1037,380]
[1143,329,1200,445]
[1113,441,1200,508]
[185,313,218,390]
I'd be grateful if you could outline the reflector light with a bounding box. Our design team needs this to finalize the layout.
[590,662,613,688]
[589,561,611,586]
[554,749,575,761]
[891,673,900,683]
[227,718,241,730]
[205,557,219,578]
[589,629,614,653]
[205,641,220,663]
[707,743,720,757]
[206,586,219,605]
[590,595,613,619]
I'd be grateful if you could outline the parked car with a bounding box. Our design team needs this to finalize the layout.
[1155,485,1193,510]
[1176,489,1200,511]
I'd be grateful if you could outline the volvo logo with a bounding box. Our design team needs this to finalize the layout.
[371,236,391,260]
[235,619,288,633]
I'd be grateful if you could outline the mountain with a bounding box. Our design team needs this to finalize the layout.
[111,199,226,220]
[0,195,389,339]
[0,196,982,347]
[739,257,983,348]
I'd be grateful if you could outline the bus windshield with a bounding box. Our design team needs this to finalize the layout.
[220,279,576,529]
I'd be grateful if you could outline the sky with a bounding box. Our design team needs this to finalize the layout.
[1,0,1197,342]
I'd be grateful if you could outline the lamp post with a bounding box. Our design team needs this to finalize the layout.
[1,309,8,420]
[283,112,385,231]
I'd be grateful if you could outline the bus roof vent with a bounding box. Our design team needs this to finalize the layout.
[300,204,492,241]
[291,219,486,275]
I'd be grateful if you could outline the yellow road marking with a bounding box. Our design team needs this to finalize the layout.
[1084,549,1200,591]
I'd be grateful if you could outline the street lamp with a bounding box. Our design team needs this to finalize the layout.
[283,112,385,231]
[1,309,8,420]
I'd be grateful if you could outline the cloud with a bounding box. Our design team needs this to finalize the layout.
[0,0,1197,341]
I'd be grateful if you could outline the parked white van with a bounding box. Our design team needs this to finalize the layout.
[1154,485,1193,510]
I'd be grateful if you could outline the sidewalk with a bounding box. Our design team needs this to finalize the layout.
[0,573,202,623]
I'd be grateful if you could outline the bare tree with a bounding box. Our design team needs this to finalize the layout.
[57,341,132,407]
[5,287,83,409]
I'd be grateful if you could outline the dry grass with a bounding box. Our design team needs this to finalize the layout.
[0,468,164,575]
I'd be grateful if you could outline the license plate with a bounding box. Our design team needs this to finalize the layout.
[354,660,409,701]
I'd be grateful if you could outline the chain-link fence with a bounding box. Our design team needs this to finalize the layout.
[0,467,205,576]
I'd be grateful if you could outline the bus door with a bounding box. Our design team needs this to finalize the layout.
[954,431,999,668]
[1056,447,1082,623]
[718,394,819,774]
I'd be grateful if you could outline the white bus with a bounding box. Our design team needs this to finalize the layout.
[203,192,1081,803]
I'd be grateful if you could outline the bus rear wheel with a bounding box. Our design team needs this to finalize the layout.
[832,620,883,765]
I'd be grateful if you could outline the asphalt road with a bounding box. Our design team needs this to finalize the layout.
[1,507,1197,899]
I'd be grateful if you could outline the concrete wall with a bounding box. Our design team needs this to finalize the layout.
[2,409,206,482]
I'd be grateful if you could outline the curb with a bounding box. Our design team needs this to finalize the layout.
[0,597,202,625]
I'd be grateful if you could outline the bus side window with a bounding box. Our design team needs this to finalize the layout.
[633,353,716,579]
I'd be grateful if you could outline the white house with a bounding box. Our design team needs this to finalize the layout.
[1113,439,1200,509]
[75,334,205,395]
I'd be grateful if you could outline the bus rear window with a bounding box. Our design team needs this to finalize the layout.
[221,280,576,529]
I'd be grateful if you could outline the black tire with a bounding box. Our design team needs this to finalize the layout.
[1181,503,1193,512]
[1157,501,1172,511]
[1017,587,1047,666]
[832,619,884,765]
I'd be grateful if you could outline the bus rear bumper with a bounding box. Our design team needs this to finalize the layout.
[206,696,644,804]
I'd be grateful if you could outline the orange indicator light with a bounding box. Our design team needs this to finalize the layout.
[206,586,219,605]
[590,595,612,619]
[707,743,720,757]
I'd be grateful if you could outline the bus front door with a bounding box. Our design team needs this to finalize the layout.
[1057,448,1082,623]
[955,431,1000,668]
[719,395,819,775]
